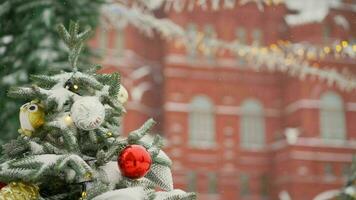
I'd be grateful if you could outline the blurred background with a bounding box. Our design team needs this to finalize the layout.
[1,0,356,199]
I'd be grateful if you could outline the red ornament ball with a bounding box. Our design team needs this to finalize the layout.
[118,145,152,179]
[0,182,6,190]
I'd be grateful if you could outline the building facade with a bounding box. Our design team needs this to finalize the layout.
[90,3,356,200]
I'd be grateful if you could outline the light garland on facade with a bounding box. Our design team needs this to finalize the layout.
[102,1,356,91]
[126,0,284,12]
[174,32,356,90]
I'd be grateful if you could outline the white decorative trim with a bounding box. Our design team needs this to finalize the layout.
[295,137,356,149]
[189,141,217,149]
[164,102,189,112]
[126,102,160,116]
[198,194,220,200]
[215,105,241,115]
[291,151,353,162]
[165,99,356,116]
[239,156,270,165]
[285,99,320,114]
[347,102,356,111]
[164,102,280,117]
[276,174,346,184]
[131,82,153,102]
[129,66,152,80]
[188,154,219,163]
[165,54,238,68]
[285,99,356,114]
[271,137,356,151]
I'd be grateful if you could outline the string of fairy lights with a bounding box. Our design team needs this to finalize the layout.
[128,0,285,12]
[171,31,356,90]
[103,0,356,91]
[174,28,356,60]
[173,29,356,79]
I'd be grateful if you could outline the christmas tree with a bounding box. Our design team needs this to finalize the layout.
[0,22,196,200]
[335,158,356,200]
[0,0,104,146]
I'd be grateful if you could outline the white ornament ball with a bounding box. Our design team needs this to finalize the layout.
[71,97,105,130]
[117,85,129,105]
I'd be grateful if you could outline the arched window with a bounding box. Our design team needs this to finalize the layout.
[240,99,265,149]
[189,96,215,148]
[236,27,247,45]
[186,23,198,59]
[320,91,346,140]
[203,24,217,61]
[98,27,108,55]
[323,24,331,43]
[115,29,125,55]
[235,27,247,65]
[252,29,263,46]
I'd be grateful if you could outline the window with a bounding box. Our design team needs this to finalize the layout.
[236,27,247,44]
[208,172,218,193]
[203,24,217,61]
[252,29,263,46]
[98,27,108,55]
[115,29,125,55]
[186,23,198,59]
[235,27,247,65]
[187,171,197,192]
[260,175,269,198]
[240,99,265,149]
[323,24,331,43]
[324,163,334,177]
[189,96,215,148]
[342,164,351,177]
[320,91,346,141]
[240,173,250,197]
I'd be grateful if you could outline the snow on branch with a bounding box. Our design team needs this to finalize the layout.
[0,154,93,183]
[91,187,148,200]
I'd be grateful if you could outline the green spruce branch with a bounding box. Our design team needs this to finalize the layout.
[57,21,92,70]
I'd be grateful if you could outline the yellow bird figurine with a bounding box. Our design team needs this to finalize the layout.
[18,100,45,137]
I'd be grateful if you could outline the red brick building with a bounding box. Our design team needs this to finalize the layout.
[91,2,356,200]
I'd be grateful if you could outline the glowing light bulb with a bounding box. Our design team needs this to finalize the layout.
[341,41,348,48]
[84,172,92,180]
[270,44,278,50]
[323,46,331,54]
[335,45,342,53]
[64,115,73,126]
[106,132,113,137]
